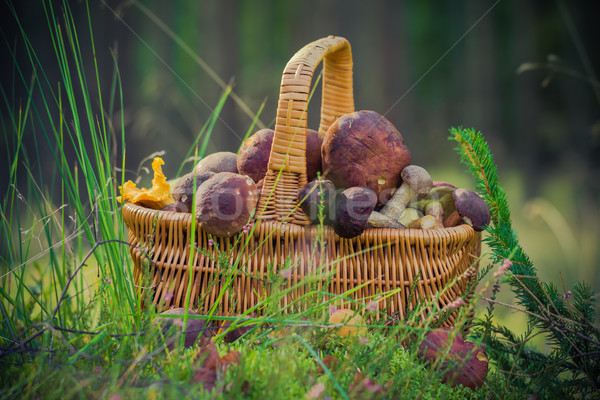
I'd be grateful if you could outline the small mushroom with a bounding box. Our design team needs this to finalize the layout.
[298,179,336,225]
[334,187,377,239]
[194,151,239,175]
[418,327,488,389]
[367,210,405,229]
[195,172,258,237]
[158,308,208,349]
[445,188,490,231]
[380,165,432,220]
[415,186,456,229]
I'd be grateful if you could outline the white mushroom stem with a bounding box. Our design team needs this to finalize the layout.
[424,201,444,229]
[381,165,432,221]
[367,211,406,229]
[380,183,415,220]
[407,215,436,229]
[398,207,423,226]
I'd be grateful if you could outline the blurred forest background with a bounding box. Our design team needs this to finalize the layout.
[2,1,599,329]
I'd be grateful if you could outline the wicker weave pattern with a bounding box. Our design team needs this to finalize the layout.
[122,36,482,325]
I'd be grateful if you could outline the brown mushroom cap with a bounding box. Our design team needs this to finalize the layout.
[195,151,239,175]
[237,129,274,183]
[322,110,411,204]
[298,179,336,224]
[159,308,208,349]
[452,188,491,231]
[432,180,457,189]
[171,171,215,212]
[195,172,258,237]
[418,327,488,389]
[400,165,433,198]
[334,186,377,239]
[305,129,324,181]
[238,128,322,183]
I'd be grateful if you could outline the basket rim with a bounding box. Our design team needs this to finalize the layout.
[121,201,478,241]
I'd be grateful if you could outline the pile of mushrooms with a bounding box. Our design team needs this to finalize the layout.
[128,108,490,240]
[298,110,491,239]
[370,165,491,232]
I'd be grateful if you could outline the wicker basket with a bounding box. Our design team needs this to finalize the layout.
[122,36,481,325]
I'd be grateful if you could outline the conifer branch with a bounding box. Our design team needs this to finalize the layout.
[450,126,600,397]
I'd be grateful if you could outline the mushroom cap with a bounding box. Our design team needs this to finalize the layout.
[238,128,322,183]
[452,188,491,231]
[334,186,377,239]
[432,180,457,189]
[322,110,411,204]
[195,172,258,237]
[159,308,208,349]
[400,165,432,197]
[237,129,274,183]
[305,129,324,181]
[195,151,239,175]
[418,327,488,389]
[298,179,336,224]
[171,171,215,212]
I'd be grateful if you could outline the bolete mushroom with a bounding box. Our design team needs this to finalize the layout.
[414,185,455,229]
[380,165,432,220]
[334,187,377,239]
[297,179,336,225]
[159,308,208,349]
[306,128,324,181]
[194,151,239,175]
[170,171,215,213]
[238,128,322,183]
[398,207,424,226]
[418,327,488,389]
[407,215,436,229]
[443,188,491,231]
[367,210,405,229]
[195,172,258,237]
[321,110,411,204]
[237,128,274,183]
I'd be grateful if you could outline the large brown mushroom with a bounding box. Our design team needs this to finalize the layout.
[418,327,488,389]
[334,187,377,239]
[194,151,239,175]
[195,172,258,237]
[321,111,411,204]
[238,128,323,183]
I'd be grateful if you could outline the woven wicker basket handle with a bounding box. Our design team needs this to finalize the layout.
[258,36,354,224]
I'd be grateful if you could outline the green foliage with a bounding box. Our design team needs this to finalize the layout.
[451,126,600,399]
